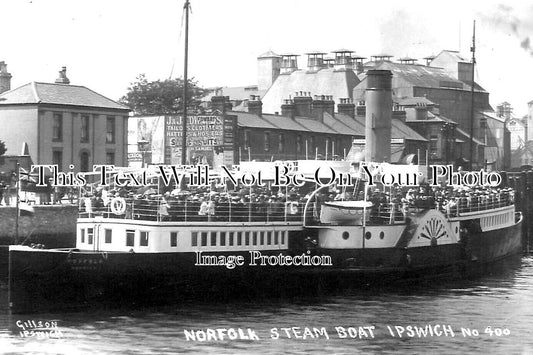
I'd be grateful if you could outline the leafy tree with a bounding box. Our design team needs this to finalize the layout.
[0,140,6,157]
[120,74,206,115]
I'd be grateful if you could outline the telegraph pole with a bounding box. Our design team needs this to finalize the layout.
[181,0,190,165]
[469,20,476,170]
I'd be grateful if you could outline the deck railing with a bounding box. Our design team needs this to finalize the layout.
[79,197,304,223]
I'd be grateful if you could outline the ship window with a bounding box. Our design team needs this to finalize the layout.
[253,232,258,245]
[80,229,85,243]
[140,231,149,246]
[260,231,265,245]
[105,229,112,243]
[126,230,135,247]
[267,231,272,245]
[245,232,250,246]
[88,228,94,244]
[201,232,208,246]
[210,232,217,246]
[220,232,226,246]
[229,232,234,246]
[365,231,371,240]
[191,232,198,247]
[237,232,242,246]
[342,231,349,240]
[274,231,279,245]
[379,231,384,240]
[281,231,285,244]
[170,232,178,247]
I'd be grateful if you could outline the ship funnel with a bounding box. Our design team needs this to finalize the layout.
[365,70,392,162]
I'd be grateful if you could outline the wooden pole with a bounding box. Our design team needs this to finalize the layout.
[181,0,190,165]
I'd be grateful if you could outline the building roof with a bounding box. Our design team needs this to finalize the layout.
[355,61,485,95]
[389,118,428,142]
[456,127,486,146]
[229,111,278,130]
[202,86,266,102]
[323,112,364,136]
[349,115,427,142]
[405,110,458,125]
[261,113,311,132]
[261,68,360,113]
[397,97,436,106]
[294,116,339,134]
[258,50,281,59]
[330,112,366,136]
[0,82,129,111]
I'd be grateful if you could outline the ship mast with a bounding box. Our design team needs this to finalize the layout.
[469,20,476,170]
[181,0,190,165]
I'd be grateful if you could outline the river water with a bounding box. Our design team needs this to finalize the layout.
[0,256,532,354]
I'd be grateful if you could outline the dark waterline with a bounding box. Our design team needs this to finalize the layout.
[1,256,532,354]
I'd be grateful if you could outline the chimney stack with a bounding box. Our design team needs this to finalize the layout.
[293,91,312,117]
[306,52,325,72]
[338,98,355,118]
[365,70,392,162]
[55,66,70,84]
[280,54,299,75]
[281,98,296,119]
[332,49,354,71]
[248,95,263,116]
[0,61,12,94]
[211,96,227,114]
[415,103,428,120]
[324,95,335,117]
[312,95,325,120]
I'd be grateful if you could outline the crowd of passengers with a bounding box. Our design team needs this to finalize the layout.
[368,184,515,218]
[80,184,312,222]
[79,180,516,222]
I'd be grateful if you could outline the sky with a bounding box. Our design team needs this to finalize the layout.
[2,0,533,115]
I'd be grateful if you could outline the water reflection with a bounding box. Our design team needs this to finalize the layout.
[0,256,531,354]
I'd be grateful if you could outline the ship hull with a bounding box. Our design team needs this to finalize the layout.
[317,214,523,283]
[9,218,522,313]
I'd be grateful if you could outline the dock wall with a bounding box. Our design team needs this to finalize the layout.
[0,204,77,247]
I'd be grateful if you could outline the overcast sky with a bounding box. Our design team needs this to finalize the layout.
[2,0,533,115]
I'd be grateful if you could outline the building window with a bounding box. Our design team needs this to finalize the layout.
[220,232,226,246]
[429,135,438,159]
[53,113,63,141]
[80,151,90,172]
[126,230,135,247]
[105,229,112,243]
[210,232,216,246]
[80,115,90,142]
[310,136,315,151]
[106,116,116,143]
[296,135,302,153]
[264,132,270,151]
[191,232,198,246]
[52,150,63,170]
[278,133,284,153]
[80,229,85,243]
[201,232,207,246]
[106,152,115,165]
[88,228,94,245]
[229,232,234,246]
[140,231,149,246]
[326,137,332,157]
[170,232,178,247]
[244,130,250,148]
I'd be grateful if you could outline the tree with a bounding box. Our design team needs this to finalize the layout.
[0,140,6,157]
[119,74,206,115]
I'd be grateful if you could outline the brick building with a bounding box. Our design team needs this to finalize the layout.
[0,66,130,172]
